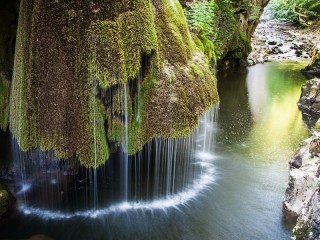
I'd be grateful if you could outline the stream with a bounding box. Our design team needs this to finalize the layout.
[0,61,309,240]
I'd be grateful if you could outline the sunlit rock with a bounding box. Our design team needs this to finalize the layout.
[298,78,320,127]
[283,135,320,239]
[302,47,320,78]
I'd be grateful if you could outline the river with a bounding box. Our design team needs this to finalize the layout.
[0,61,308,240]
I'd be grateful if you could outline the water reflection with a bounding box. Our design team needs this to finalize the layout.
[215,61,308,239]
[0,61,310,240]
[246,62,308,161]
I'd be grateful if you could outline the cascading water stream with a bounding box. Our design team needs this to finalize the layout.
[11,103,219,219]
[122,83,129,201]
[93,80,98,210]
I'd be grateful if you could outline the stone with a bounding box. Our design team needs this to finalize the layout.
[283,137,319,225]
[0,182,15,217]
[0,190,9,216]
[268,40,277,45]
[298,78,320,124]
[309,138,320,154]
[302,59,320,78]
[296,50,303,57]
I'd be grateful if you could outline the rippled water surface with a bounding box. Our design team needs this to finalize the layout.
[0,61,308,240]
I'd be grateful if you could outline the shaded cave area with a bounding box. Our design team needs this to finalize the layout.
[0,0,20,81]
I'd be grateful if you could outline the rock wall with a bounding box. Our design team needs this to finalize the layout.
[284,78,320,239]
[9,0,219,167]
[214,0,269,68]
[302,47,320,78]
[183,0,270,68]
[0,0,19,130]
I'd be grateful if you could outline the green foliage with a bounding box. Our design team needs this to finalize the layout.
[185,0,217,38]
[185,0,218,64]
[292,224,311,240]
[249,5,262,21]
[269,0,320,24]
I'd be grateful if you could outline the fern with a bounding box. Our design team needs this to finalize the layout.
[185,0,217,38]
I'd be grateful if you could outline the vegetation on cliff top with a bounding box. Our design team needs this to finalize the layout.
[185,0,253,66]
[270,0,320,25]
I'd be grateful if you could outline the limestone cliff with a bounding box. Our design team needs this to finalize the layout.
[284,79,320,239]
[9,0,219,167]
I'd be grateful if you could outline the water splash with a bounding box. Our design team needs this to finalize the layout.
[18,150,217,219]
[13,105,219,220]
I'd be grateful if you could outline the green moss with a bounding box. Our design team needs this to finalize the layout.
[77,96,109,168]
[185,0,253,64]
[88,0,158,88]
[0,182,10,216]
[10,0,219,167]
[199,35,216,65]
[292,224,311,240]
[0,77,10,130]
[108,51,218,155]
[194,35,205,52]
[0,190,9,216]
[154,0,195,65]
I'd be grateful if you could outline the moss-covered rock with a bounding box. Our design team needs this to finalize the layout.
[302,47,320,78]
[0,190,9,216]
[0,77,10,130]
[10,0,219,167]
[185,0,269,68]
[0,182,14,217]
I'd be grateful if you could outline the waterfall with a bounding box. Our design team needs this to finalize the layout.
[121,83,129,201]
[11,98,219,218]
[93,81,98,210]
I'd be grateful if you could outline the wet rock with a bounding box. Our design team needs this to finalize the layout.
[0,164,17,181]
[283,136,320,228]
[0,182,15,217]
[295,50,303,57]
[302,47,320,78]
[309,138,320,154]
[268,40,277,45]
[297,78,320,123]
[291,191,320,240]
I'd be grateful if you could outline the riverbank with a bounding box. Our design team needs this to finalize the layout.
[283,78,320,240]
[247,18,320,66]
[247,16,320,239]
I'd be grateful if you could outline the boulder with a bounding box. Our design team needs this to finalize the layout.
[284,137,320,227]
[302,47,320,78]
[0,182,15,217]
[302,59,320,78]
[297,78,320,125]
[291,192,320,240]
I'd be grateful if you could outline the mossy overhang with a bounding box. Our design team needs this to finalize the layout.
[9,0,219,168]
